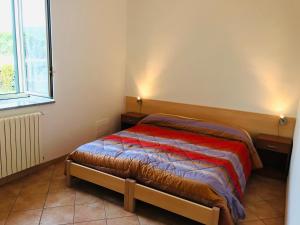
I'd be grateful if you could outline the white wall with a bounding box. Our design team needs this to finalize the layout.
[1,0,299,163]
[287,102,300,225]
[0,0,127,161]
[126,0,300,117]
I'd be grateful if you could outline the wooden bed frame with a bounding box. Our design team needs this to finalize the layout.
[126,96,296,138]
[64,97,297,225]
[66,160,220,225]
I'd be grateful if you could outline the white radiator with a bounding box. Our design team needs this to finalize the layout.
[0,112,42,178]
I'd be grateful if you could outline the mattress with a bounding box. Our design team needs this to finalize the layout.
[68,114,262,225]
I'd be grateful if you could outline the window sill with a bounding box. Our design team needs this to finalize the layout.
[0,96,55,111]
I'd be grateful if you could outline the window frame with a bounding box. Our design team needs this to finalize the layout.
[46,0,53,98]
[11,0,20,93]
[0,0,53,100]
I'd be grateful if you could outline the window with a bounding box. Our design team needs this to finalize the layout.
[0,0,53,101]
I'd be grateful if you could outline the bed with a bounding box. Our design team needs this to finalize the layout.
[66,113,262,225]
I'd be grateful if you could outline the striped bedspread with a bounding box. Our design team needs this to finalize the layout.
[68,114,262,225]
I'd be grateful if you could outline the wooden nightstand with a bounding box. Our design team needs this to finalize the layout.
[254,134,293,179]
[121,112,148,130]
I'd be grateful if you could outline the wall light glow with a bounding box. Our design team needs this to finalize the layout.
[134,54,171,99]
[249,58,293,116]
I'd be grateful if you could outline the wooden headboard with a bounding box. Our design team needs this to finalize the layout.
[126,96,296,138]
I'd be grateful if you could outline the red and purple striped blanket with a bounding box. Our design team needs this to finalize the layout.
[69,114,262,225]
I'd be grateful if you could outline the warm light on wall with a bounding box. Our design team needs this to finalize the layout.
[245,55,295,116]
[132,38,178,99]
[271,97,291,117]
[135,62,164,99]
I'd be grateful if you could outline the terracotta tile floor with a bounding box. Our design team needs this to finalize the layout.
[0,160,286,225]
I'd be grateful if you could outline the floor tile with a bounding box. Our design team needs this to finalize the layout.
[138,216,166,225]
[238,220,265,225]
[265,198,286,215]
[262,217,285,225]
[13,193,47,211]
[49,177,73,193]
[242,189,263,204]
[138,204,198,225]
[6,209,42,225]
[22,169,52,185]
[52,162,65,179]
[45,190,75,208]
[137,205,173,225]
[74,202,105,223]
[0,181,23,198]
[258,188,286,201]
[20,181,50,195]
[0,196,16,213]
[138,213,182,225]
[0,161,288,225]
[100,191,124,206]
[239,206,259,222]
[247,200,282,219]
[74,220,106,225]
[253,179,286,201]
[75,190,103,205]
[0,211,9,225]
[107,216,140,225]
[40,206,74,225]
[104,201,134,219]
[22,175,50,185]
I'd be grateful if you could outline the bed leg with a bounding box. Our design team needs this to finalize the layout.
[65,160,73,187]
[124,179,136,212]
[210,207,220,225]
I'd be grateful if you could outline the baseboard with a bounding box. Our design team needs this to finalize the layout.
[0,154,67,186]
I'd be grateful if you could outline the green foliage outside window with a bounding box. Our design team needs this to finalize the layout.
[0,33,13,55]
[0,32,15,94]
[0,64,15,94]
